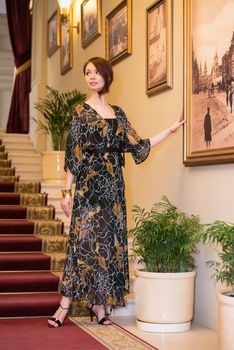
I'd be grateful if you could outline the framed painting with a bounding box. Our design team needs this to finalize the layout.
[81,0,101,48]
[47,9,60,57]
[184,0,234,166]
[60,10,73,75]
[146,0,172,96]
[105,0,132,65]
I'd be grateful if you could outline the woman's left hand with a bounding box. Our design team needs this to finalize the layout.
[170,110,185,133]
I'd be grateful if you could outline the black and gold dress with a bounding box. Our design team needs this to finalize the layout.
[61,103,150,306]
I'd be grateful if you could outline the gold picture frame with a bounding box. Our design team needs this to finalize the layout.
[47,9,60,57]
[105,0,132,65]
[184,0,234,166]
[60,10,73,75]
[146,0,172,96]
[81,0,101,49]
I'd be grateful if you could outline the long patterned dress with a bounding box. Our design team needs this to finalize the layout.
[61,103,150,306]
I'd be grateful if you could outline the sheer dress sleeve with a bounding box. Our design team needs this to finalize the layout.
[64,109,86,177]
[119,108,151,164]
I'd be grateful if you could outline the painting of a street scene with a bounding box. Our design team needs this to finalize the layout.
[146,0,172,95]
[190,0,234,157]
[148,1,166,89]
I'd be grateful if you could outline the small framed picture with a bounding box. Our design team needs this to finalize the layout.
[60,10,73,75]
[184,0,234,166]
[81,0,101,49]
[47,9,60,57]
[105,0,132,65]
[146,0,173,95]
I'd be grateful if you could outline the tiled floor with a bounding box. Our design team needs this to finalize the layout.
[112,316,219,350]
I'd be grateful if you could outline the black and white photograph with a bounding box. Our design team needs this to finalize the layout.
[184,0,234,165]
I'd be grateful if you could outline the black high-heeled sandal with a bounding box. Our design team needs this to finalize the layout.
[88,304,112,325]
[48,305,69,328]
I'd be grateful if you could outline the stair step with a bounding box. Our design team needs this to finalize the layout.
[0,193,47,206]
[4,143,34,151]
[6,146,38,155]
[12,159,41,167]
[0,292,61,317]
[12,182,41,193]
[0,253,51,271]
[46,252,66,271]
[15,169,42,175]
[0,219,63,235]
[0,167,14,176]
[14,165,42,172]
[0,205,55,219]
[10,153,41,161]
[0,219,35,235]
[0,152,7,160]
[16,177,43,183]
[0,272,60,293]
[0,235,42,252]
[0,160,11,167]
[0,133,30,141]
[40,235,68,253]
[0,137,31,144]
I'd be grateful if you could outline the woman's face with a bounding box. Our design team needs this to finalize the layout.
[84,62,105,93]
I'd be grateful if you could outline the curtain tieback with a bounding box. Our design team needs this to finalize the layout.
[16,59,31,75]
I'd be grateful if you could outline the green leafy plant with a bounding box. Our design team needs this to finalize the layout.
[200,221,234,293]
[130,196,202,273]
[33,86,86,150]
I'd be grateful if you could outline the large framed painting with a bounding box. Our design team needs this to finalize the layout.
[81,0,101,48]
[47,9,60,57]
[146,0,172,96]
[105,0,132,65]
[60,10,73,75]
[184,0,234,166]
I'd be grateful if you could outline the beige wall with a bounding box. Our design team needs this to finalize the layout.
[33,0,234,330]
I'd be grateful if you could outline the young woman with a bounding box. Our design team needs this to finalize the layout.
[48,57,184,327]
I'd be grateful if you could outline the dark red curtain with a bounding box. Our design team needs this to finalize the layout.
[5,0,31,133]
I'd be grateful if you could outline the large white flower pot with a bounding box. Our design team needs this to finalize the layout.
[135,270,196,332]
[217,290,234,350]
[42,151,66,183]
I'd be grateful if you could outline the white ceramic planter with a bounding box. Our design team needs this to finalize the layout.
[135,269,196,332]
[42,151,66,183]
[217,290,234,350]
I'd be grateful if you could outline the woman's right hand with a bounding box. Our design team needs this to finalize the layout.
[61,197,72,217]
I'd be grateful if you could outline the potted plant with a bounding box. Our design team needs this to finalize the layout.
[34,86,86,182]
[200,221,234,350]
[130,196,202,332]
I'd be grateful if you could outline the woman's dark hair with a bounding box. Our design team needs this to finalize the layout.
[83,57,113,95]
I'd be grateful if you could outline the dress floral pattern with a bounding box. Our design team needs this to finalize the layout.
[61,103,150,306]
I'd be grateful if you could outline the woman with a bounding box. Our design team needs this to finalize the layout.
[48,57,184,327]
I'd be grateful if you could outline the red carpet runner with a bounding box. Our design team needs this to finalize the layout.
[0,318,109,350]
[0,142,66,317]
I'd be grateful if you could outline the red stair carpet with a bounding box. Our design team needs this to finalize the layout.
[0,140,66,318]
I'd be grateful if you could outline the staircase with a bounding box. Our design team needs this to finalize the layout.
[0,136,67,318]
[0,132,42,182]
[0,133,137,318]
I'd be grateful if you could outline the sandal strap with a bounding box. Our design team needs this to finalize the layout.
[59,304,69,310]
[55,319,62,327]
[99,317,108,324]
